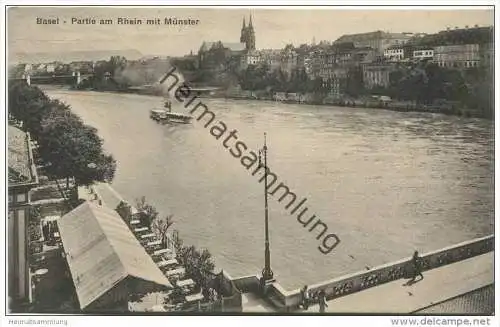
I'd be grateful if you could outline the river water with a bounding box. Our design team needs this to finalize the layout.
[44,87,494,290]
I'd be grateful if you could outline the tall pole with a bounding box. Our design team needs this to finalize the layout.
[261,133,274,281]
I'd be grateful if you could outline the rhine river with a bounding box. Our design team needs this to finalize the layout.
[44,87,494,290]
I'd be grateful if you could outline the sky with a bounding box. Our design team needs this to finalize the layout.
[7,7,494,62]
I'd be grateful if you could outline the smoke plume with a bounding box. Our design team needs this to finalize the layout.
[114,58,185,97]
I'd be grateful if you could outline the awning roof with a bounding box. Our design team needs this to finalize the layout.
[58,202,173,309]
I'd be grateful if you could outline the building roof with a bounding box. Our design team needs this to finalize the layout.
[58,202,173,310]
[200,41,246,52]
[335,31,411,43]
[8,125,36,185]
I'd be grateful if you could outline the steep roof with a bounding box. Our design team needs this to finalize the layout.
[58,202,173,310]
[8,125,36,185]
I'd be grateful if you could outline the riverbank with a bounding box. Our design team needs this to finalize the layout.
[67,83,491,120]
[217,94,488,119]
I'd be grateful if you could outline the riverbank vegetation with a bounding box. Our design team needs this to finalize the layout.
[8,81,117,188]
[127,197,216,292]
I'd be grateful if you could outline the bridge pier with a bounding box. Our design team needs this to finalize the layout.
[72,71,82,85]
[21,74,31,86]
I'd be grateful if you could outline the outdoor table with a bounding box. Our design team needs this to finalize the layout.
[185,293,204,302]
[147,240,162,247]
[176,278,195,291]
[130,220,140,225]
[34,268,48,276]
[153,248,170,256]
[166,267,185,277]
[44,215,60,222]
[140,233,156,239]
[134,227,148,233]
[157,259,178,268]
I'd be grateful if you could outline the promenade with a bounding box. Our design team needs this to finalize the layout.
[299,252,494,314]
[79,182,125,209]
[241,252,493,313]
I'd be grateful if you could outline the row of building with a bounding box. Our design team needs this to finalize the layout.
[194,20,493,94]
[13,19,494,96]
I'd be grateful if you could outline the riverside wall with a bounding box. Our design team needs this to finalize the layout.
[232,235,494,311]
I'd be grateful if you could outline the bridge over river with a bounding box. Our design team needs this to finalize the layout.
[10,71,93,86]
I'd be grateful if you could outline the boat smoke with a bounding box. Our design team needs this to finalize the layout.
[114,58,185,98]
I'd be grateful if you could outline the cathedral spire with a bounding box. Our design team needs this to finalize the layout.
[242,17,246,29]
[249,14,253,28]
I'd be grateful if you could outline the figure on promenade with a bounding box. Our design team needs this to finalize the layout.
[300,285,310,310]
[408,250,424,283]
[318,290,328,313]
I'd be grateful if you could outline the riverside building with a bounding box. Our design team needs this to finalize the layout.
[8,125,39,309]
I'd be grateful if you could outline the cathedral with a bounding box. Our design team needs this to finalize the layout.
[197,14,257,70]
[240,14,256,51]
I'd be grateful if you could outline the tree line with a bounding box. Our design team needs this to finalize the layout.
[378,62,493,118]
[9,81,116,187]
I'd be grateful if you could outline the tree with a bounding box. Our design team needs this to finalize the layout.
[282,43,295,53]
[176,244,215,290]
[344,67,365,97]
[108,56,128,77]
[288,68,309,93]
[8,81,52,136]
[151,214,175,248]
[8,82,117,187]
[133,197,216,291]
[37,106,115,187]
[135,196,159,227]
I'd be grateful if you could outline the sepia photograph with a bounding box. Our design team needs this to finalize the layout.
[3,3,496,320]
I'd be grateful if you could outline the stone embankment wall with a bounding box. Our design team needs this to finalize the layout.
[233,235,494,310]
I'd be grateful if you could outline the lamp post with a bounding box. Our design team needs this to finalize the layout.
[259,133,274,282]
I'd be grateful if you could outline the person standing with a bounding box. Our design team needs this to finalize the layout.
[300,285,310,310]
[318,290,328,313]
[410,250,424,282]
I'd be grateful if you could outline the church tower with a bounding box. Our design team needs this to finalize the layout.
[246,14,255,50]
[246,14,256,50]
[240,17,247,43]
[240,15,256,51]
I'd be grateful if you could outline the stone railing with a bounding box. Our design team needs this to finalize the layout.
[237,235,494,311]
[216,271,243,312]
[232,275,260,294]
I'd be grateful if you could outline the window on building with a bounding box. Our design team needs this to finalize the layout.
[9,194,13,203]
[16,193,26,203]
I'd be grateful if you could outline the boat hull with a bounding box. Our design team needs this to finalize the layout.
[150,110,192,124]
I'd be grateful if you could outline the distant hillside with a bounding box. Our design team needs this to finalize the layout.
[9,49,144,64]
